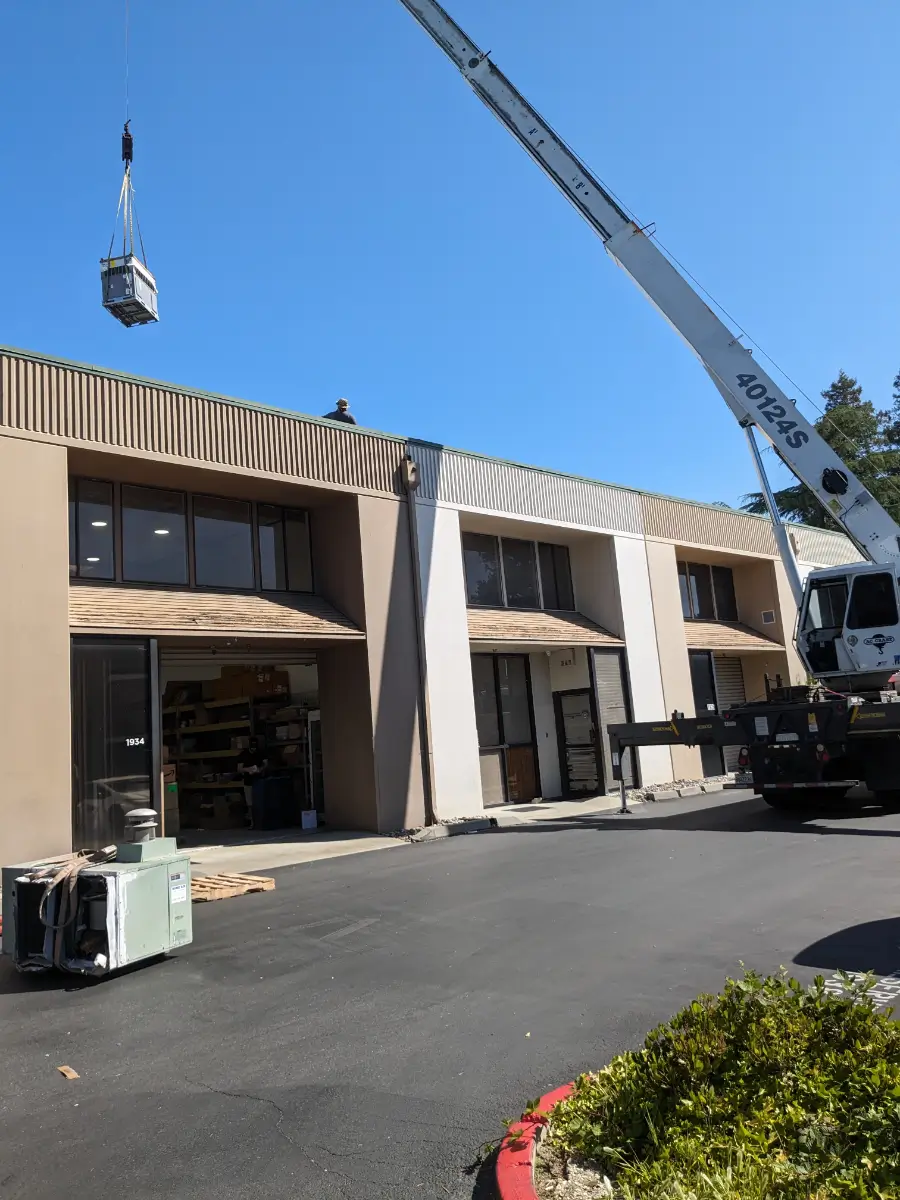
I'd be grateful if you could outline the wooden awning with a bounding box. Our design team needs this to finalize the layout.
[69,584,363,641]
[684,619,782,652]
[467,606,622,646]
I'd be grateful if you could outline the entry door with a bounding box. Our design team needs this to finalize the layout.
[555,689,601,796]
[71,637,155,848]
[688,650,724,777]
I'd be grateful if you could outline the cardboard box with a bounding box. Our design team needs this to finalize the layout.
[162,763,177,784]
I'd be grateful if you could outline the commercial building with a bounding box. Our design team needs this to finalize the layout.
[0,346,858,863]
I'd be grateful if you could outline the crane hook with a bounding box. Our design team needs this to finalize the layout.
[122,119,133,165]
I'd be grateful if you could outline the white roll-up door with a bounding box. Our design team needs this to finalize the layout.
[593,648,636,789]
[713,655,746,772]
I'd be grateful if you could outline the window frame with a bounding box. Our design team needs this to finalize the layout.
[68,478,314,595]
[678,559,738,624]
[462,532,576,612]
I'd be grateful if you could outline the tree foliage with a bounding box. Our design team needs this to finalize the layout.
[741,369,900,530]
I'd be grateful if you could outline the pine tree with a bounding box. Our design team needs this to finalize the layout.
[741,369,900,530]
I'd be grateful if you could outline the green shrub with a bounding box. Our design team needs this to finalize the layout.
[547,972,900,1198]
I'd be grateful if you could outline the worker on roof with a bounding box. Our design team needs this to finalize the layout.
[322,397,357,426]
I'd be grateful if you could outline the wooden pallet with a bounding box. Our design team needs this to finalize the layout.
[191,872,276,903]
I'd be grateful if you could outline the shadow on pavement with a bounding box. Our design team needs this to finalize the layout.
[467,1148,499,1199]
[487,794,900,838]
[795,918,900,978]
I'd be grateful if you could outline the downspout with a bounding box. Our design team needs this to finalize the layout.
[402,455,439,825]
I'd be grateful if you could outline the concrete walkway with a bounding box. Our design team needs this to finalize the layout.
[183,828,404,876]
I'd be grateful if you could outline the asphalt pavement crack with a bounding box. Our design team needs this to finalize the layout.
[187,1078,355,1199]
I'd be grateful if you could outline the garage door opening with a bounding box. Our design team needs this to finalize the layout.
[159,648,323,837]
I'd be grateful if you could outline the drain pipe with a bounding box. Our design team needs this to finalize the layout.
[402,455,439,825]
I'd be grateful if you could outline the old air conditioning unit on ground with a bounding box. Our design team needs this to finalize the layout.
[1,809,191,977]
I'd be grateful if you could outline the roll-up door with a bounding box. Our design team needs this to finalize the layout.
[593,648,636,789]
[713,655,746,772]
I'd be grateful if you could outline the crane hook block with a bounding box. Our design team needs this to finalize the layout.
[122,120,133,164]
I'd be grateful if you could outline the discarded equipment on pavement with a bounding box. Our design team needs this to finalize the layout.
[1,808,191,977]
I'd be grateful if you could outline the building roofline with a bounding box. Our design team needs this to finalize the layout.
[0,343,407,445]
[1,344,850,544]
[408,437,849,542]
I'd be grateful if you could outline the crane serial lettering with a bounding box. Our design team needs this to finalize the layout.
[736,374,809,450]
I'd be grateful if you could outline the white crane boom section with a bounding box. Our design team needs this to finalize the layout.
[397,0,900,568]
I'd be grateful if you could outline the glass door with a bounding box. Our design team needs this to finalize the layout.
[554,688,601,796]
[688,650,725,777]
[71,638,155,848]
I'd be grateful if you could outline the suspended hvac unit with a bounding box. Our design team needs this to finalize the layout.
[100,121,159,328]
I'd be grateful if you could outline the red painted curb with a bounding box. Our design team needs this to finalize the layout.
[495,1082,574,1200]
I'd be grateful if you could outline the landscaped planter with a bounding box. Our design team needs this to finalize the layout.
[496,1082,573,1200]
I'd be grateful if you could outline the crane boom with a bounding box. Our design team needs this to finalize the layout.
[397,0,900,569]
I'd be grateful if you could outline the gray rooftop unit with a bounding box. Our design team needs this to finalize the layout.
[101,121,159,329]
[100,254,159,327]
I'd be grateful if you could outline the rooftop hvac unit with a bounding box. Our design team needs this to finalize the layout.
[2,810,191,977]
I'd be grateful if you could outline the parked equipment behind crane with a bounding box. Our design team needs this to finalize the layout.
[100,120,159,327]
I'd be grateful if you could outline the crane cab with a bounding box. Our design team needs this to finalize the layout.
[797,561,900,692]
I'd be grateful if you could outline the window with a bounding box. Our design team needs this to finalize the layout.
[497,655,532,744]
[711,565,738,622]
[193,496,254,588]
[464,532,576,611]
[69,479,114,579]
[463,533,503,606]
[803,577,848,631]
[258,506,313,592]
[539,543,575,611]
[846,572,899,630]
[70,478,314,595]
[679,561,736,622]
[471,655,501,745]
[122,485,188,584]
[501,539,539,608]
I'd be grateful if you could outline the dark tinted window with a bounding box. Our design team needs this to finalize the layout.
[258,505,287,590]
[502,538,539,608]
[677,562,692,618]
[285,510,313,592]
[122,485,188,584]
[846,572,899,630]
[497,655,531,743]
[70,479,115,579]
[194,496,254,589]
[687,563,715,619]
[471,655,500,745]
[539,543,575,610]
[463,533,503,606]
[712,565,738,621]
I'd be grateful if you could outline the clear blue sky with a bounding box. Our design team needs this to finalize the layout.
[2,1,898,506]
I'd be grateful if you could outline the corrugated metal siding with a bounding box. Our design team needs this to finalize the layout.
[642,494,778,554]
[410,442,643,534]
[789,524,860,568]
[0,350,404,496]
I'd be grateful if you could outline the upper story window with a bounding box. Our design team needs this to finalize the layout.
[678,561,737,622]
[69,479,115,580]
[462,532,575,611]
[69,478,313,593]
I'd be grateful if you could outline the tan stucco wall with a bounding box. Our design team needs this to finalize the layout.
[314,494,425,833]
[569,536,622,635]
[645,540,700,779]
[0,436,72,862]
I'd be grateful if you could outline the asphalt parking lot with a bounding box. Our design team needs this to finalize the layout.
[2,790,899,1199]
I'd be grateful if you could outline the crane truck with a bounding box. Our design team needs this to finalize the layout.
[396,0,900,810]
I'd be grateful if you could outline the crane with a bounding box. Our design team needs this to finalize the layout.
[396,0,900,699]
